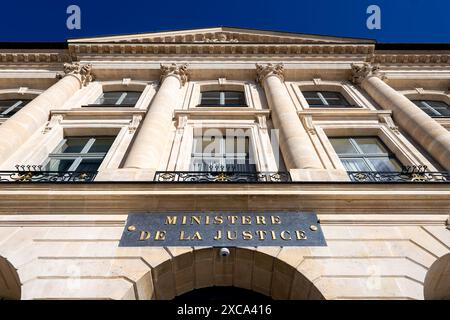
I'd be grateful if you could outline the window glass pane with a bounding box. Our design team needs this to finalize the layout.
[426,100,450,116]
[329,138,358,154]
[224,91,245,106]
[75,159,102,172]
[95,92,123,105]
[200,92,221,105]
[302,91,319,99]
[120,92,141,105]
[341,158,370,171]
[302,91,325,106]
[46,159,76,172]
[367,158,401,172]
[55,138,90,154]
[88,137,115,153]
[321,92,350,106]
[354,138,388,154]
[412,100,450,117]
[0,100,30,117]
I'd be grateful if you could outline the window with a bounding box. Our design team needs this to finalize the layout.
[92,91,141,106]
[199,91,246,107]
[411,100,450,117]
[0,99,30,118]
[303,91,353,108]
[43,137,115,172]
[330,137,402,172]
[190,135,255,172]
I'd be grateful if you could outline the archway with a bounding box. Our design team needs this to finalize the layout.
[0,256,21,300]
[424,253,450,300]
[150,247,324,300]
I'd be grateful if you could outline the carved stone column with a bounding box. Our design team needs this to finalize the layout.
[124,63,188,170]
[352,63,450,170]
[256,63,322,170]
[0,62,93,165]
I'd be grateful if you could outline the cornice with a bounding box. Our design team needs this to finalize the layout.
[0,50,70,64]
[0,43,449,67]
[373,53,450,65]
[68,43,375,58]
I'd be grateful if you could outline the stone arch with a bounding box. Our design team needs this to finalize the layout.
[424,253,450,300]
[400,89,450,105]
[0,88,43,101]
[100,80,150,93]
[0,256,21,300]
[149,247,325,300]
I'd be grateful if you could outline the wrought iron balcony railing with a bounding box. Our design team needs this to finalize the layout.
[348,170,450,183]
[154,171,292,182]
[0,165,97,183]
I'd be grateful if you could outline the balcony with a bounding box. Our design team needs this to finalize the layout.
[0,165,97,183]
[154,171,292,183]
[0,165,449,184]
[348,166,450,183]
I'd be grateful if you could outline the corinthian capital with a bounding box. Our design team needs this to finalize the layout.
[256,63,285,85]
[160,63,189,86]
[61,62,94,86]
[350,62,385,85]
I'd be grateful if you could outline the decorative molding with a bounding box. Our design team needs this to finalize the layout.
[350,62,385,85]
[300,114,316,135]
[58,62,94,86]
[18,87,28,95]
[203,33,239,43]
[218,78,226,85]
[256,63,285,85]
[312,78,322,85]
[42,114,63,134]
[379,114,400,134]
[373,53,450,65]
[256,115,267,130]
[0,51,71,64]
[160,63,189,87]
[176,115,189,130]
[128,114,142,133]
[122,78,131,86]
[414,87,425,95]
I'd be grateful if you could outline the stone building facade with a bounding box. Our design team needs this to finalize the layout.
[0,27,449,300]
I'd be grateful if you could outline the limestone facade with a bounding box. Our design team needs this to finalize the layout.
[0,27,449,300]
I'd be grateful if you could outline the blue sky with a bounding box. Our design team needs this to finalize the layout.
[0,0,448,43]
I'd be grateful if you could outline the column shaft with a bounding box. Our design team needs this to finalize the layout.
[124,64,187,170]
[258,64,322,170]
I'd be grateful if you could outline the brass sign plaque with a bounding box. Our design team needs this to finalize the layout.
[119,211,326,247]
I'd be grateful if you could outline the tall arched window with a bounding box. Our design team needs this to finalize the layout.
[199,91,246,107]
[92,91,141,107]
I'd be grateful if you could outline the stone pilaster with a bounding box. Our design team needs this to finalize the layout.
[351,62,450,170]
[0,62,93,165]
[124,63,189,172]
[256,63,322,170]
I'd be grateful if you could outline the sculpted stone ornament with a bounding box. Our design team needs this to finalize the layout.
[255,63,285,85]
[350,62,385,85]
[204,33,239,43]
[160,63,189,87]
[57,62,94,86]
